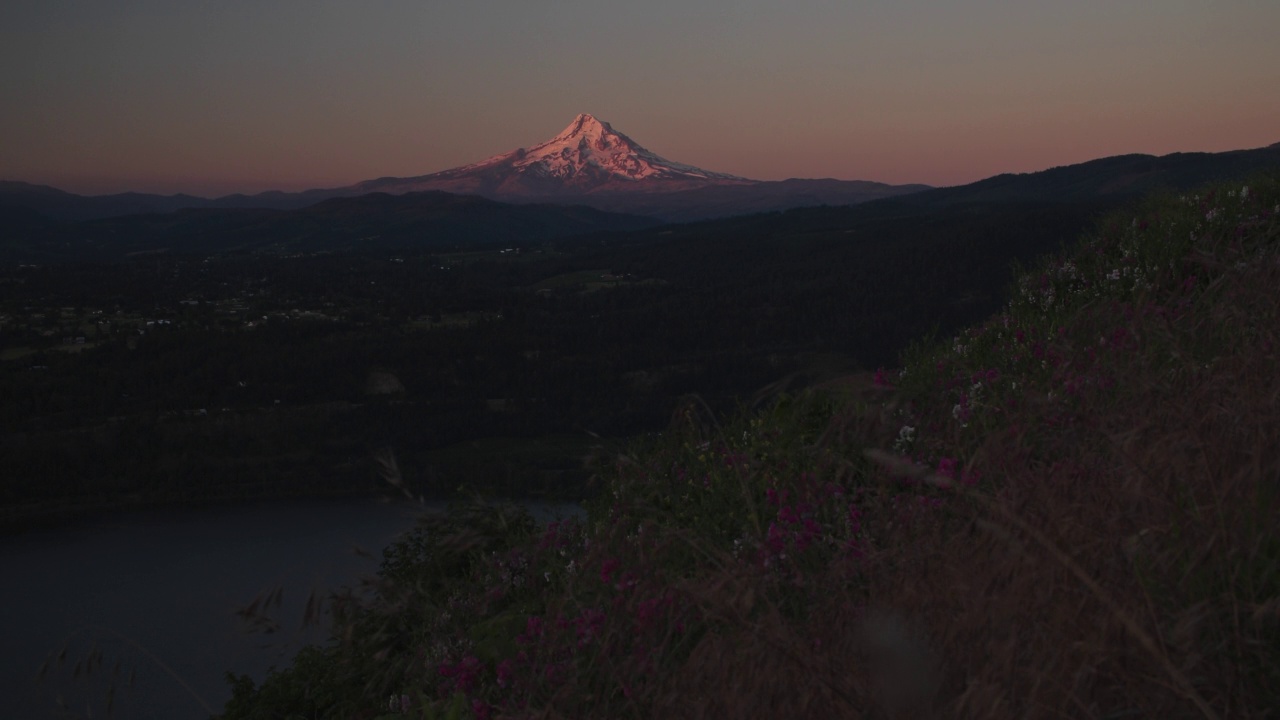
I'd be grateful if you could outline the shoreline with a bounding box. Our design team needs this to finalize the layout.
[0,485,589,537]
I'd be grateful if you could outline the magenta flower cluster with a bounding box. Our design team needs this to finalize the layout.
[758,473,865,570]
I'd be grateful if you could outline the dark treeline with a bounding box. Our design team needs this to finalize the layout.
[0,197,1120,527]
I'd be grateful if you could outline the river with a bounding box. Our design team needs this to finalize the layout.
[0,498,579,719]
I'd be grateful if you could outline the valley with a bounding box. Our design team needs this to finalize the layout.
[6,3,1278,714]
[1,193,1107,529]
[6,137,1279,530]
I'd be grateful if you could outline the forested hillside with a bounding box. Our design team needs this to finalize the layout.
[220,174,1279,718]
[1,197,1108,529]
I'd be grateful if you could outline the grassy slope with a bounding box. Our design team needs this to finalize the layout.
[222,175,1280,719]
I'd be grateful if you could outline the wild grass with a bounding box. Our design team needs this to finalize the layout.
[221,175,1280,719]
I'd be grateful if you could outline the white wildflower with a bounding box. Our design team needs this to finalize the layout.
[892,425,916,452]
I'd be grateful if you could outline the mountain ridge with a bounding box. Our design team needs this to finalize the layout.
[3,123,1278,224]
[0,115,928,222]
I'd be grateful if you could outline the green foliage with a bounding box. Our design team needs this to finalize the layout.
[589,394,843,544]
[218,171,1280,717]
[220,646,362,720]
[2,186,1114,525]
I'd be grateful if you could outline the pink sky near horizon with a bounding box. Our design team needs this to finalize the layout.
[2,1,1278,198]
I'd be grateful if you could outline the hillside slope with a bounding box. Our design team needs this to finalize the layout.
[223,173,1280,718]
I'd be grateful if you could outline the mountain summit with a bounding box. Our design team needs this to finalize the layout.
[337,114,933,218]
[352,114,750,198]
[0,115,934,223]
[483,113,746,184]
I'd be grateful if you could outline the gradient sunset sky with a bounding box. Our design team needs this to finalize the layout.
[2,1,1278,197]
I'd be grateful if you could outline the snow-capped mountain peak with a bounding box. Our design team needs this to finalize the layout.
[455,114,746,186]
[516,113,745,183]
[355,114,751,197]
[542,113,616,148]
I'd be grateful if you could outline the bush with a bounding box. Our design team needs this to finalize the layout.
[222,174,1280,719]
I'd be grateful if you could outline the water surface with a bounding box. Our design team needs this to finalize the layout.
[0,498,576,719]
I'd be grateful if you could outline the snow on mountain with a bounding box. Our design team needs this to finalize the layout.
[352,114,753,197]
[471,113,746,182]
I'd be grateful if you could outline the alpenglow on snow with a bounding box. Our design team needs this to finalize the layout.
[351,114,751,197]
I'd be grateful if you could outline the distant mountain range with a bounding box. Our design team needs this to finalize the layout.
[360,113,752,195]
[0,116,1277,262]
[341,114,930,220]
[0,115,929,223]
